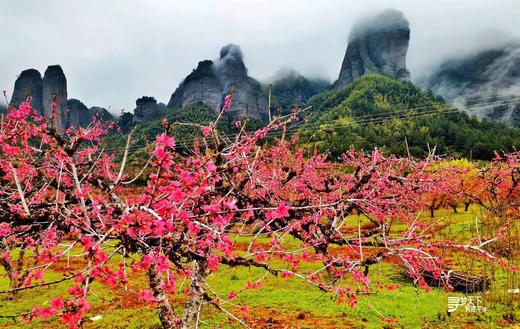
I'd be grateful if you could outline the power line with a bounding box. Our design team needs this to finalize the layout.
[101,98,520,155]
[99,96,520,155]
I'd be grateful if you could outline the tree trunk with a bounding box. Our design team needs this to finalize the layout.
[147,263,177,329]
[451,204,458,213]
[181,259,209,329]
[430,206,435,218]
[7,273,19,300]
[0,258,18,300]
[464,202,471,212]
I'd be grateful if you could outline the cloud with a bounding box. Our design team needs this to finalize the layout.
[348,9,409,42]
[0,0,519,112]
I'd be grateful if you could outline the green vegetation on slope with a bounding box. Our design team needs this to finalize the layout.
[270,72,329,114]
[106,101,233,148]
[298,74,520,160]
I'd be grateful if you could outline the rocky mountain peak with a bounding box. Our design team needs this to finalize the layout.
[133,96,158,122]
[335,9,411,89]
[167,44,268,121]
[216,44,248,91]
[66,98,90,128]
[9,65,113,130]
[10,68,43,112]
[43,65,68,129]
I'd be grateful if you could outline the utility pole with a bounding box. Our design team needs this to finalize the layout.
[268,83,272,123]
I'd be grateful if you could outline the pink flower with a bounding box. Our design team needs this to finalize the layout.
[208,254,219,271]
[227,290,238,300]
[33,306,53,320]
[418,277,431,292]
[138,289,156,302]
[60,311,83,328]
[2,144,19,156]
[81,236,94,252]
[275,202,291,218]
[50,298,64,312]
[202,204,219,214]
[222,94,233,113]
[0,223,10,237]
[156,133,175,149]
[223,200,238,211]
[202,126,212,137]
[171,188,185,202]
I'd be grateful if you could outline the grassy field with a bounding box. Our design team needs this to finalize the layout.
[1,207,520,328]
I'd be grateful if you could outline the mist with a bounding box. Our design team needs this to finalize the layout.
[0,0,519,113]
[348,9,409,42]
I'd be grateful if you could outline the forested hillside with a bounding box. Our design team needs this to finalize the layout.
[298,74,520,159]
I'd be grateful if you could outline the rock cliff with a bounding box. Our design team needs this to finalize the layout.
[168,44,269,122]
[10,66,113,129]
[66,98,90,128]
[335,9,410,89]
[90,106,113,122]
[43,65,68,130]
[65,100,113,128]
[10,69,43,112]
[133,96,158,122]
[168,60,222,113]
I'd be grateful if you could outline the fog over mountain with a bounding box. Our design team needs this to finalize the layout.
[1,0,519,113]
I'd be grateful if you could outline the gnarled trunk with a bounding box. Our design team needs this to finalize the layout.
[181,259,209,329]
[0,247,25,300]
[147,263,177,329]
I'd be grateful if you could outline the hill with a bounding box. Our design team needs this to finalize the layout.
[298,74,520,160]
[269,70,329,114]
[421,43,520,127]
[105,102,235,160]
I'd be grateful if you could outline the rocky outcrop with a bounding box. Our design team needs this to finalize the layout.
[90,106,113,122]
[10,69,43,112]
[168,60,222,112]
[43,65,68,130]
[66,99,90,128]
[133,96,158,122]
[335,9,410,89]
[9,66,113,129]
[422,43,520,127]
[168,44,269,121]
[66,100,114,129]
[118,112,135,133]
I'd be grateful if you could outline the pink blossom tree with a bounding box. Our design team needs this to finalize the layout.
[0,97,514,328]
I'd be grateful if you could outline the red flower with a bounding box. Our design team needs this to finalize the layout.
[227,290,238,300]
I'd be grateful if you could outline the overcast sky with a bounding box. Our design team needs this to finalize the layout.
[1,0,519,113]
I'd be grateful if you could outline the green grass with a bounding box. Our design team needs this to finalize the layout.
[1,206,520,328]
